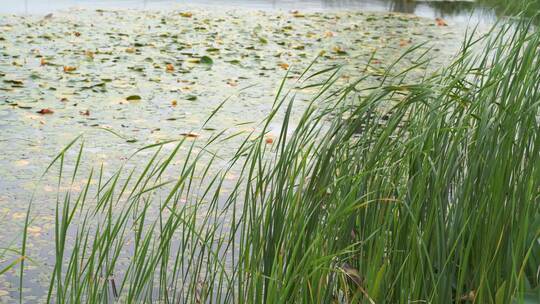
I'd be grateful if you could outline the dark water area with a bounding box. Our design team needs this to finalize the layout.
[3,0,497,25]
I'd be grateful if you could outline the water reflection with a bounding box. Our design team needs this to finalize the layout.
[9,0,496,24]
[389,0,417,14]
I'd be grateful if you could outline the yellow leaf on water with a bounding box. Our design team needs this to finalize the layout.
[27,226,42,234]
[278,63,289,70]
[63,66,77,72]
[399,39,411,47]
[15,160,30,167]
[12,212,26,220]
[324,31,334,38]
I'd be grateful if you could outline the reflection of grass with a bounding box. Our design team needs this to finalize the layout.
[479,0,540,19]
[11,18,540,303]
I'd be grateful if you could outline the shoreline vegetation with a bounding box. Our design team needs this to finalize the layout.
[5,18,540,303]
[1,4,540,304]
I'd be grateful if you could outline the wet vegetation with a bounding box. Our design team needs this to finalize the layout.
[1,1,540,303]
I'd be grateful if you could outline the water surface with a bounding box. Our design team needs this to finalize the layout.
[3,0,497,24]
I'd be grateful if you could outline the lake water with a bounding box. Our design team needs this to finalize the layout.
[0,0,495,301]
[3,0,497,25]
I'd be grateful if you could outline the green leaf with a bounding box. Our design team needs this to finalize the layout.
[200,56,213,65]
[371,263,387,302]
[126,95,141,101]
[0,257,23,276]
[495,281,506,304]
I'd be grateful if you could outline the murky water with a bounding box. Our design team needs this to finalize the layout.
[0,1,492,301]
[2,0,497,24]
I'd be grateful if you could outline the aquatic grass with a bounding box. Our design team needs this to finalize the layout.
[5,17,540,303]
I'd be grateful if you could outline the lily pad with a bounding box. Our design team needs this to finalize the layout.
[126,95,141,101]
[200,56,214,65]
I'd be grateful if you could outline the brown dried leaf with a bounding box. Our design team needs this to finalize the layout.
[341,263,364,287]
[37,108,54,115]
[180,132,200,138]
[435,17,448,26]
[63,66,77,72]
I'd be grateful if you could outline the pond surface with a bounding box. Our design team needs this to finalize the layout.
[0,1,487,302]
[3,0,497,24]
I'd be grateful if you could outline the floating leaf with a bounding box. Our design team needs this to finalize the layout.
[126,95,141,101]
[63,66,77,72]
[4,79,23,86]
[200,56,213,65]
[435,17,448,26]
[180,12,193,18]
[278,63,289,70]
[399,39,411,47]
[37,108,54,115]
[332,46,347,55]
[85,50,94,59]
[180,132,200,138]
[27,226,42,234]
[291,10,304,18]
[15,160,30,167]
[226,59,241,65]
